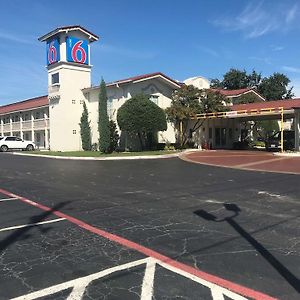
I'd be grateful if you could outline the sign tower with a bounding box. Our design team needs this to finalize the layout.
[39,26,99,151]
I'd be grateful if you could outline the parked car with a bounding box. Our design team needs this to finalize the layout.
[265,130,295,151]
[0,136,36,152]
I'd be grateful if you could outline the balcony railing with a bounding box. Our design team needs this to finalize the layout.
[2,124,10,133]
[33,119,47,129]
[1,118,50,134]
[22,120,32,130]
[12,122,21,131]
[48,84,60,94]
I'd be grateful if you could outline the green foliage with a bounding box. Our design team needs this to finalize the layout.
[166,85,229,147]
[165,84,202,124]
[117,94,167,150]
[258,73,294,100]
[79,102,92,151]
[108,120,119,153]
[201,90,230,113]
[98,79,110,153]
[222,69,250,89]
[210,78,223,88]
[234,93,262,104]
[256,120,279,138]
[211,69,262,90]
[211,68,294,101]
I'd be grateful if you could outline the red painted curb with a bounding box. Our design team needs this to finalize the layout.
[0,188,277,300]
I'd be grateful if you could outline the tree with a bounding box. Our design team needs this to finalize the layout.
[98,79,110,153]
[258,73,294,101]
[166,85,229,147]
[117,94,167,150]
[79,102,92,151]
[247,70,262,88]
[108,120,119,153]
[234,93,261,104]
[222,68,249,89]
[212,68,294,101]
[166,85,201,147]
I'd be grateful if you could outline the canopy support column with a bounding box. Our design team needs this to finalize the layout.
[294,108,300,152]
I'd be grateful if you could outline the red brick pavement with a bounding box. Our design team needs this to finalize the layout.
[180,150,300,174]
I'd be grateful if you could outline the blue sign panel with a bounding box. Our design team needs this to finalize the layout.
[66,36,89,65]
[47,38,60,65]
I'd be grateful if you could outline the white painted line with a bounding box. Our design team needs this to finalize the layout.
[0,197,19,202]
[157,260,249,300]
[11,257,251,300]
[11,258,150,300]
[140,258,156,300]
[0,218,66,233]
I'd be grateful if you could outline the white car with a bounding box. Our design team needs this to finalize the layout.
[0,136,35,152]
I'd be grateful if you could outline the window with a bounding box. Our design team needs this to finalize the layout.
[35,112,41,119]
[149,95,159,105]
[6,137,16,141]
[12,115,19,122]
[72,100,76,104]
[73,130,76,134]
[51,73,59,85]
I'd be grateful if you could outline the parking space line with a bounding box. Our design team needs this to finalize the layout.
[0,197,19,202]
[0,188,276,300]
[0,218,66,233]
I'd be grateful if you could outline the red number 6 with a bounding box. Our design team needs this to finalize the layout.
[71,41,86,63]
[48,42,57,64]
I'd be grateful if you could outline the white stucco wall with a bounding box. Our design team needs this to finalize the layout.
[85,78,177,147]
[48,63,92,151]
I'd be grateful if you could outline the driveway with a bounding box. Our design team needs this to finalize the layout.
[181,150,300,174]
[0,153,299,299]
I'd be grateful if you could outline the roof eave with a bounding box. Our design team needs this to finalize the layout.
[38,26,99,42]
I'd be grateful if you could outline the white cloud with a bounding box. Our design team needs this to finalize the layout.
[0,30,36,45]
[282,66,300,74]
[196,46,219,57]
[271,45,284,52]
[286,3,298,23]
[212,1,299,39]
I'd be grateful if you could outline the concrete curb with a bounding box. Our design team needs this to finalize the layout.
[10,151,182,161]
[273,152,300,157]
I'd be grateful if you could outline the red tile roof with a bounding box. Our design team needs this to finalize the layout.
[0,95,48,115]
[211,88,256,97]
[231,98,300,112]
[105,72,181,88]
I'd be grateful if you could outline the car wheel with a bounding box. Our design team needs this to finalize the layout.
[1,145,8,152]
[26,144,34,151]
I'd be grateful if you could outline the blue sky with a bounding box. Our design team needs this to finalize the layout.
[1,0,300,105]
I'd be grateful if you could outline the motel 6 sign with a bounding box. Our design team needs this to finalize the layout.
[66,36,89,65]
[47,38,60,65]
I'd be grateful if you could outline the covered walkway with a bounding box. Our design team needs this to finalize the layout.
[191,98,300,152]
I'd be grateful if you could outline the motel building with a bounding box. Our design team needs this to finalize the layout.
[0,25,300,152]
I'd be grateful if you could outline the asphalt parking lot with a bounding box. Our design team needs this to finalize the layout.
[0,153,299,299]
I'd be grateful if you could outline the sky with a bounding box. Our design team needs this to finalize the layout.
[1,0,300,105]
